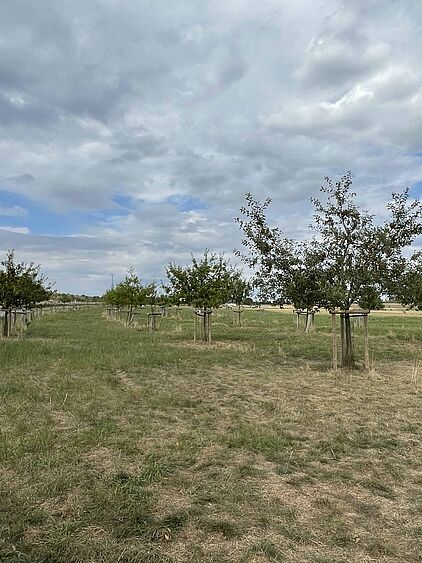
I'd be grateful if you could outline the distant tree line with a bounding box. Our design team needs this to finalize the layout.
[53,292,102,303]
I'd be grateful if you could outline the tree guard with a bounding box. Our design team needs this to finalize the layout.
[293,308,317,332]
[232,307,243,327]
[148,311,162,332]
[194,308,212,343]
[330,309,370,370]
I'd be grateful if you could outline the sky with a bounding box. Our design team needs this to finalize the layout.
[0,0,421,294]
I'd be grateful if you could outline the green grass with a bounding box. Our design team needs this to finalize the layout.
[0,307,421,562]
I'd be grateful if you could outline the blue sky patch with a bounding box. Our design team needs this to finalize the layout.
[411,181,422,197]
[112,194,136,209]
[0,189,134,235]
[166,195,209,212]
[0,189,88,236]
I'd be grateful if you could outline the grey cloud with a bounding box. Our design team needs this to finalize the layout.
[297,13,390,90]
[1,0,422,293]
[0,93,55,127]
[4,174,35,184]
[108,133,170,164]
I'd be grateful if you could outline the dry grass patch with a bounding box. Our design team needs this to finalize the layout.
[169,339,257,353]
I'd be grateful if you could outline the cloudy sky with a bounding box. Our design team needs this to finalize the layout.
[0,0,421,294]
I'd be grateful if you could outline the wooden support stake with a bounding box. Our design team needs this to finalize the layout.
[363,314,370,371]
[332,312,337,370]
[208,311,212,344]
[340,314,345,367]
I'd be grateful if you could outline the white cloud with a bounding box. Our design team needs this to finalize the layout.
[0,226,30,234]
[0,205,28,217]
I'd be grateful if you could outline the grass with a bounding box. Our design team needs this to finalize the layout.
[0,306,421,562]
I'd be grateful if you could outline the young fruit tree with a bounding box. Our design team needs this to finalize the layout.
[236,172,422,366]
[103,269,154,326]
[311,173,421,365]
[235,194,325,333]
[165,251,236,343]
[0,250,52,336]
[230,271,251,327]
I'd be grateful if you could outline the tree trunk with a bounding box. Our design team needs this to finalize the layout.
[341,312,354,367]
[2,310,8,337]
[207,310,212,343]
[304,311,314,333]
[233,308,241,327]
[203,311,208,343]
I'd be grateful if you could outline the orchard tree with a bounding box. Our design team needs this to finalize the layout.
[236,172,422,366]
[230,271,251,306]
[235,193,295,304]
[0,250,51,309]
[235,195,325,332]
[309,173,421,308]
[103,268,152,326]
[229,271,251,326]
[0,250,52,336]
[311,172,421,365]
[145,282,159,312]
[166,251,234,342]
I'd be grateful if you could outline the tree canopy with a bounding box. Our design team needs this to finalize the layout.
[102,269,155,310]
[0,250,52,309]
[310,172,422,309]
[392,251,422,310]
[230,271,251,307]
[236,172,422,311]
[165,251,243,310]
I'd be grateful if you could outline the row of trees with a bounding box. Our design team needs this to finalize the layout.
[103,172,421,358]
[235,172,422,365]
[3,171,420,363]
[104,254,250,340]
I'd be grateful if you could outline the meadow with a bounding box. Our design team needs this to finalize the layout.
[0,307,421,562]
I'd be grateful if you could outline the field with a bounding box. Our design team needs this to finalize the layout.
[0,307,421,562]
